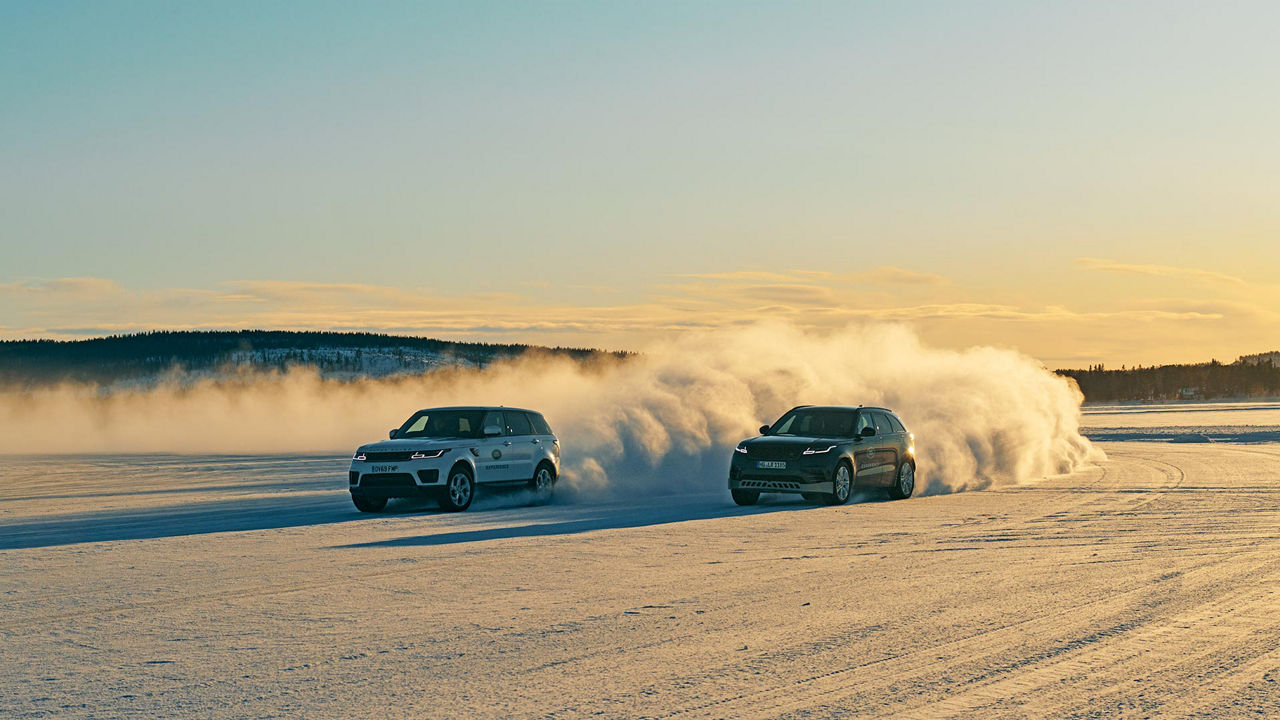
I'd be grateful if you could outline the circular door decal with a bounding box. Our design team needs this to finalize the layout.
[492,449,502,459]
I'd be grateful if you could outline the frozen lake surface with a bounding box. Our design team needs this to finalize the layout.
[1082,400,1280,442]
[3,416,1280,718]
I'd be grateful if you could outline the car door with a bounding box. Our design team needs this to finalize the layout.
[870,412,900,485]
[884,413,910,474]
[474,410,517,483]
[501,411,537,481]
[852,411,882,485]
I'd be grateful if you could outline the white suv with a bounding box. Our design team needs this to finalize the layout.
[348,406,560,512]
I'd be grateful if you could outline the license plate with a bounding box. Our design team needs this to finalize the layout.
[757,461,787,470]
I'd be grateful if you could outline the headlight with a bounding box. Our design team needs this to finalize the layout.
[734,445,748,454]
[411,449,448,460]
[352,452,366,460]
[802,445,837,455]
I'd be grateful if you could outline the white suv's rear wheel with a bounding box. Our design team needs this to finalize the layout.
[440,466,474,512]
[529,462,556,505]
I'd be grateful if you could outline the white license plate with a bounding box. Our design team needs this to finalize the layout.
[757,461,787,470]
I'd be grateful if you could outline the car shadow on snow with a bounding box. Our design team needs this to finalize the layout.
[0,490,872,552]
[332,494,828,550]
[0,494,367,550]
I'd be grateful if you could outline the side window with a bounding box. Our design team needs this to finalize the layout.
[887,414,906,433]
[529,413,553,435]
[872,412,892,435]
[506,411,532,436]
[855,412,874,435]
[481,411,506,435]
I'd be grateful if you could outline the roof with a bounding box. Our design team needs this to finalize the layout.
[790,405,898,415]
[413,405,542,414]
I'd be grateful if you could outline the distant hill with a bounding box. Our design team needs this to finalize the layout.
[0,330,629,388]
[1057,354,1280,403]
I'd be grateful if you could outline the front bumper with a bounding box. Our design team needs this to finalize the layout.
[729,476,834,494]
[728,454,836,494]
[349,456,451,498]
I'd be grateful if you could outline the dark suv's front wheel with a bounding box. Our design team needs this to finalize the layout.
[731,489,760,506]
[824,461,853,505]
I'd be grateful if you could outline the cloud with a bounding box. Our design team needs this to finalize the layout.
[1076,258,1248,286]
[675,266,946,287]
[855,266,947,285]
[0,277,125,297]
[1,271,1274,368]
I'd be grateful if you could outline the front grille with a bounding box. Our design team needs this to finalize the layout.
[360,451,416,462]
[747,445,803,460]
[358,473,417,488]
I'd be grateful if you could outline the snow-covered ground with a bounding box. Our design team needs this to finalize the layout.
[4,429,1280,717]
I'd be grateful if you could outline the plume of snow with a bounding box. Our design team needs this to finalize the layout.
[0,323,1098,496]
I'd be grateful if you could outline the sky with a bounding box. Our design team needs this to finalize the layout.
[2,1,1278,368]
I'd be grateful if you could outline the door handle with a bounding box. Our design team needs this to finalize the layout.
[531,439,540,444]
[503,441,512,446]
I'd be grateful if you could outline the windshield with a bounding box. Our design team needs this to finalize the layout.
[768,409,857,438]
[396,409,487,439]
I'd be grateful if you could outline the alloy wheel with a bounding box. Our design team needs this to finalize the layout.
[449,472,472,505]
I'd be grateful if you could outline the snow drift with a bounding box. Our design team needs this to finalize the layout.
[0,323,1098,496]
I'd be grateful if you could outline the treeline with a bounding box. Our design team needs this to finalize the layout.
[1057,359,1280,402]
[0,330,629,387]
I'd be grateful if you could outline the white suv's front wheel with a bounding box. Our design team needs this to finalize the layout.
[440,466,475,512]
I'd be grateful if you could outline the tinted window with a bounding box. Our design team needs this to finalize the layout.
[397,409,486,439]
[887,414,906,433]
[481,411,506,435]
[506,411,533,436]
[529,412,553,435]
[854,412,875,435]
[770,409,857,437]
[872,412,892,435]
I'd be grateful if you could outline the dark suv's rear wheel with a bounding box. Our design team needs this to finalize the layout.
[888,460,915,500]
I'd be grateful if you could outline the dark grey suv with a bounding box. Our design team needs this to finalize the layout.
[728,406,916,506]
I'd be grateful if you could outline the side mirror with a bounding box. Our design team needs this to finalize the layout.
[389,428,399,439]
[759,424,771,435]
[861,426,876,438]
[483,425,503,437]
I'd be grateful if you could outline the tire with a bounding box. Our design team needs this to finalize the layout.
[824,461,853,506]
[352,494,387,513]
[731,489,760,506]
[439,465,475,512]
[888,460,915,500]
[529,462,556,505]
